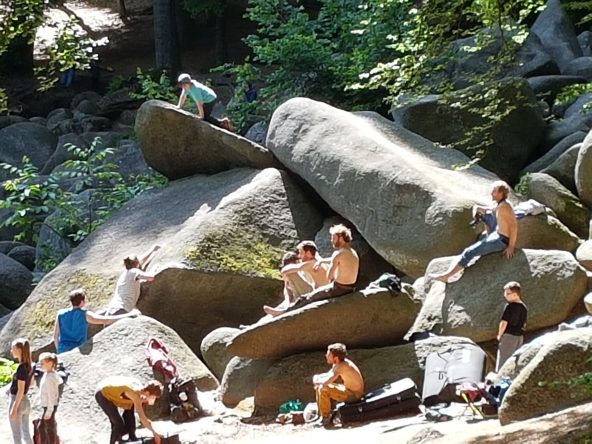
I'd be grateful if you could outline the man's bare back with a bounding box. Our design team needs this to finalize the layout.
[334,358,364,396]
[299,260,330,287]
[330,247,359,286]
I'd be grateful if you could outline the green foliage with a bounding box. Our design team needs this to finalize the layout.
[0,357,18,387]
[34,17,107,91]
[0,137,168,271]
[565,0,592,25]
[129,68,177,103]
[185,230,284,279]
[555,83,592,109]
[515,172,531,196]
[106,74,130,94]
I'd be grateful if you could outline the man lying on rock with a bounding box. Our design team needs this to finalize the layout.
[263,241,329,316]
[266,224,359,316]
[176,73,233,131]
[431,180,517,283]
[313,343,364,427]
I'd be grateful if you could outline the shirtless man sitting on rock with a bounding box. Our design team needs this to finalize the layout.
[263,241,329,316]
[431,180,517,283]
[313,343,364,427]
[266,224,359,316]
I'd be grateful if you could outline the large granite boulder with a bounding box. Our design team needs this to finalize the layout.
[313,217,396,286]
[498,328,592,425]
[267,98,576,278]
[576,130,592,207]
[0,253,34,309]
[220,356,275,408]
[392,78,545,183]
[0,316,218,443]
[228,288,420,359]
[522,131,586,174]
[200,327,240,381]
[0,122,57,180]
[0,168,323,356]
[539,114,590,153]
[525,172,589,238]
[541,143,581,193]
[531,0,583,71]
[135,100,280,179]
[253,336,478,414]
[576,240,592,271]
[407,249,588,343]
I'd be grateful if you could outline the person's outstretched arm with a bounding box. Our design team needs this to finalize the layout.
[138,245,160,270]
[86,309,141,325]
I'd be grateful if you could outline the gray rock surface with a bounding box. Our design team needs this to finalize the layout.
[0,253,33,310]
[576,240,592,271]
[220,356,275,408]
[392,78,544,182]
[575,130,592,207]
[526,75,588,104]
[541,143,581,192]
[499,328,592,425]
[228,288,420,359]
[253,336,478,414]
[531,0,583,71]
[135,100,280,179]
[245,121,268,145]
[525,172,589,238]
[200,327,240,381]
[563,56,592,79]
[539,114,590,153]
[6,245,36,271]
[267,98,575,278]
[522,131,586,174]
[0,316,218,443]
[0,168,323,355]
[407,249,588,343]
[0,123,57,180]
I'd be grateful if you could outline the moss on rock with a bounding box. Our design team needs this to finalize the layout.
[184,230,285,280]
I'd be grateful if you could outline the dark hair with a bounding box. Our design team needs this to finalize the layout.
[69,289,86,306]
[504,281,521,295]
[327,343,347,361]
[281,251,299,268]
[297,240,318,256]
[329,224,352,243]
[143,380,163,397]
[123,255,139,270]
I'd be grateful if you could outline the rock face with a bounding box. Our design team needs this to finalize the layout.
[576,240,592,271]
[253,336,478,414]
[531,0,583,71]
[0,122,57,179]
[0,253,34,309]
[525,172,589,238]
[135,100,280,179]
[228,288,420,359]
[541,144,580,193]
[220,356,275,408]
[392,78,545,183]
[200,327,240,381]
[407,249,588,343]
[575,130,592,207]
[499,328,592,425]
[267,98,575,278]
[0,168,323,355]
[0,316,217,444]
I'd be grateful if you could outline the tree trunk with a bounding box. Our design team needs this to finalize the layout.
[153,0,181,73]
[214,0,227,65]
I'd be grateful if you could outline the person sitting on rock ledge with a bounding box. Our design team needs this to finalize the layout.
[53,289,140,354]
[266,224,359,316]
[312,343,364,427]
[176,73,233,131]
[431,180,517,283]
[104,244,160,316]
[263,241,330,317]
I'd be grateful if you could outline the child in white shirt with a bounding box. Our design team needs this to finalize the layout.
[38,352,63,443]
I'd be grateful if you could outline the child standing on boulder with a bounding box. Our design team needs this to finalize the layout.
[496,281,528,371]
[37,352,62,443]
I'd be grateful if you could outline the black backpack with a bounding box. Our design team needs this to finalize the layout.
[370,273,402,295]
[169,378,202,424]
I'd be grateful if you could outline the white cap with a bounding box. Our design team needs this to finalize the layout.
[177,73,191,84]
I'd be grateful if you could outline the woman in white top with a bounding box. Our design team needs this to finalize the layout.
[106,245,160,315]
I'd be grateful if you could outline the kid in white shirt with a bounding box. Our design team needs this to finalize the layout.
[37,352,63,442]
